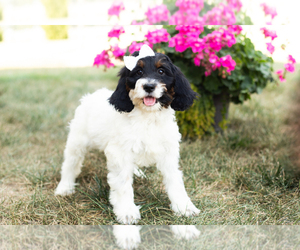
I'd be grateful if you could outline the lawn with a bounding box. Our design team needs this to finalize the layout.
[0,64,300,225]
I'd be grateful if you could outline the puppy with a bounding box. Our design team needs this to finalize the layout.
[55,45,200,224]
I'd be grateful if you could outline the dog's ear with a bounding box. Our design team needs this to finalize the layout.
[171,64,198,111]
[109,67,134,112]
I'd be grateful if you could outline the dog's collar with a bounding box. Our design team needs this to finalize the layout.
[124,44,155,71]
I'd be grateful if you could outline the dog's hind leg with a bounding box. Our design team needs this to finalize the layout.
[55,120,88,196]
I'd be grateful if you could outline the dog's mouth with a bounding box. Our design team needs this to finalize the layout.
[143,96,157,106]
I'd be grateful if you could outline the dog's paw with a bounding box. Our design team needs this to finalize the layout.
[115,205,141,225]
[55,182,76,196]
[170,225,200,240]
[113,225,141,250]
[172,202,200,217]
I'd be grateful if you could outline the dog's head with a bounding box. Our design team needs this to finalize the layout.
[109,50,197,112]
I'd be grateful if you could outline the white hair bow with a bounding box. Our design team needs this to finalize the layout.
[124,44,155,71]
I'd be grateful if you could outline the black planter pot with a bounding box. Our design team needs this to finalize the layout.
[212,92,230,133]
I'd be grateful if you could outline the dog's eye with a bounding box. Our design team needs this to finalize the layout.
[136,70,143,76]
[158,68,164,75]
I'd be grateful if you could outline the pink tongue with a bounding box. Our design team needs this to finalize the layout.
[144,97,156,106]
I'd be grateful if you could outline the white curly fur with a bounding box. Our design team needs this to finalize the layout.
[55,84,199,224]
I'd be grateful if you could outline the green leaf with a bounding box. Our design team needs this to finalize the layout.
[203,74,222,94]
[241,76,253,90]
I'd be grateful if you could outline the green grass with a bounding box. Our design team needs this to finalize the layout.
[0,64,300,225]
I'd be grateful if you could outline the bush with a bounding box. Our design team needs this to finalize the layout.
[0,5,3,21]
[42,0,68,19]
[41,0,68,40]
[176,84,215,139]
[42,25,68,40]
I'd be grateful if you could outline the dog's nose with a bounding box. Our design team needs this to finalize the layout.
[143,84,156,93]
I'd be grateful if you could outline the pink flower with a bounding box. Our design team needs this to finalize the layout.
[169,33,188,52]
[288,55,296,64]
[266,42,275,54]
[145,4,169,24]
[94,50,114,69]
[204,31,223,51]
[226,0,242,12]
[209,54,221,70]
[176,25,204,36]
[108,25,125,39]
[284,63,295,73]
[276,69,286,82]
[108,1,125,17]
[169,0,205,25]
[194,53,204,66]
[205,70,212,76]
[260,3,277,19]
[145,28,170,44]
[111,44,126,59]
[220,54,236,72]
[128,41,153,54]
[222,29,236,47]
[260,27,277,40]
[203,28,236,53]
[169,9,204,25]
[227,25,242,35]
[169,11,186,25]
[188,36,205,53]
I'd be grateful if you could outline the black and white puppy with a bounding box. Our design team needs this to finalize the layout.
[55,45,200,224]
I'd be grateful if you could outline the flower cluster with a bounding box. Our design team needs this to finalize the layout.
[128,41,152,55]
[276,55,296,82]
[169,10,204,25]
[169,25,204,53]
[132,0,242,26]
[198,27,239,75]
[145,5,169,24]
[111,44,126,59]
[266,42,275,54]
[94,50,114,69]
[226,0,242,12]
[260,3,277,20]
[176,0,204,12]
[260,27,277,40]
[168,24,240,76]
[93,44,127,69]
[203,3,236,25]
[108,1,125,17]
[145,28,170,45]
[260,21,278,54]
[108,25,125,39]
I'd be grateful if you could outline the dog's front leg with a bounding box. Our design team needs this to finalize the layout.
[105,147,141,224]
[157,157,200,217]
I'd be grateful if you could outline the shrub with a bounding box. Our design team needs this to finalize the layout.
[175,84,215,139]
[42,0,68,19]
[0,5,3,21]
[41,0,68,40]
[42,25,68,40]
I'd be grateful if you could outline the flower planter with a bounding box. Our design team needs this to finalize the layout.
[212,92,230,133]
